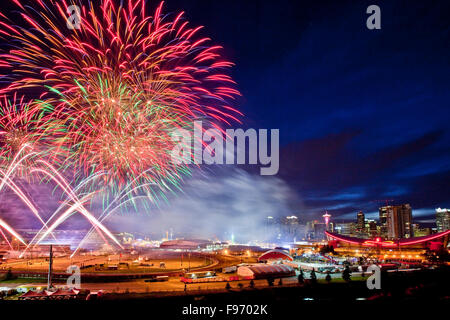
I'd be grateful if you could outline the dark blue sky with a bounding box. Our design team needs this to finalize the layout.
[165,0,450,223]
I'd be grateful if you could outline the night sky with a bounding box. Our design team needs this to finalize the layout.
[1,0,449,236]
[162,0,450,223]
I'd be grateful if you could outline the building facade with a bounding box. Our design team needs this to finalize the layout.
[436,208,450,232]
[334,222,356,237]
[356,211,365,234]
[379,206,389,237]
[367,220,378,238]
[380,204,413,239]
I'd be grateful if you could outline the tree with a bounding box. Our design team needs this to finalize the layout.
[298,270,304,284]
[225,282,231,290]
[325,271,331,283]
[278,278,283,286]
[342,266,351,282]
[310,268,317,284]
[5,268,13,280]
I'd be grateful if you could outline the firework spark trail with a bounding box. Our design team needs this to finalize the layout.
[33,193,100,247]
[29,165,121,247]
[71,196,153,257]
[0,97,62,241]
[0,217,26,245]
[0,170,40,219]
[21,176,110,252]
[71,169,161,256]
[72,189,156,257]
[0,227,13,250]
[0,148,120,255]
[22,190,120,257]
[0,144,35,192]
[0,159,121,256]
[0,145,53,229]
[21,192,94,257]
[0,168,60,242]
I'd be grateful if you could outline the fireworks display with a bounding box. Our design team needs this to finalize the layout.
[0,0,241,189]
[0,0,241,249]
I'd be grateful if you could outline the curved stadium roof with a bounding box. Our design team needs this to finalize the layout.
[258,249,293,261]
[325,230,450,247]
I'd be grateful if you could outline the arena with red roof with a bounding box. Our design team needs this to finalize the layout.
[325,230,450,249]
[325,230,449,261]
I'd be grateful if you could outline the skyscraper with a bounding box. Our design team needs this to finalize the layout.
[367,220,378,238]
[283,216,299,241]
[379,206,389,237]
[380,204,413,239]
[436,208,450,232]
[356,211,365,232]
[335,222,356,237]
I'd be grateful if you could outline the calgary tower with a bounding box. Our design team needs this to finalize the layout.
[323,211,331,231]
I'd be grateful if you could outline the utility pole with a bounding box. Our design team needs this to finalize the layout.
[47,245,53,290]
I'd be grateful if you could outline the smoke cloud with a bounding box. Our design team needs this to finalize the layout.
[108,167,300,243]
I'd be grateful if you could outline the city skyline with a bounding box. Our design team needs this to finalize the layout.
[262,204,448,243]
